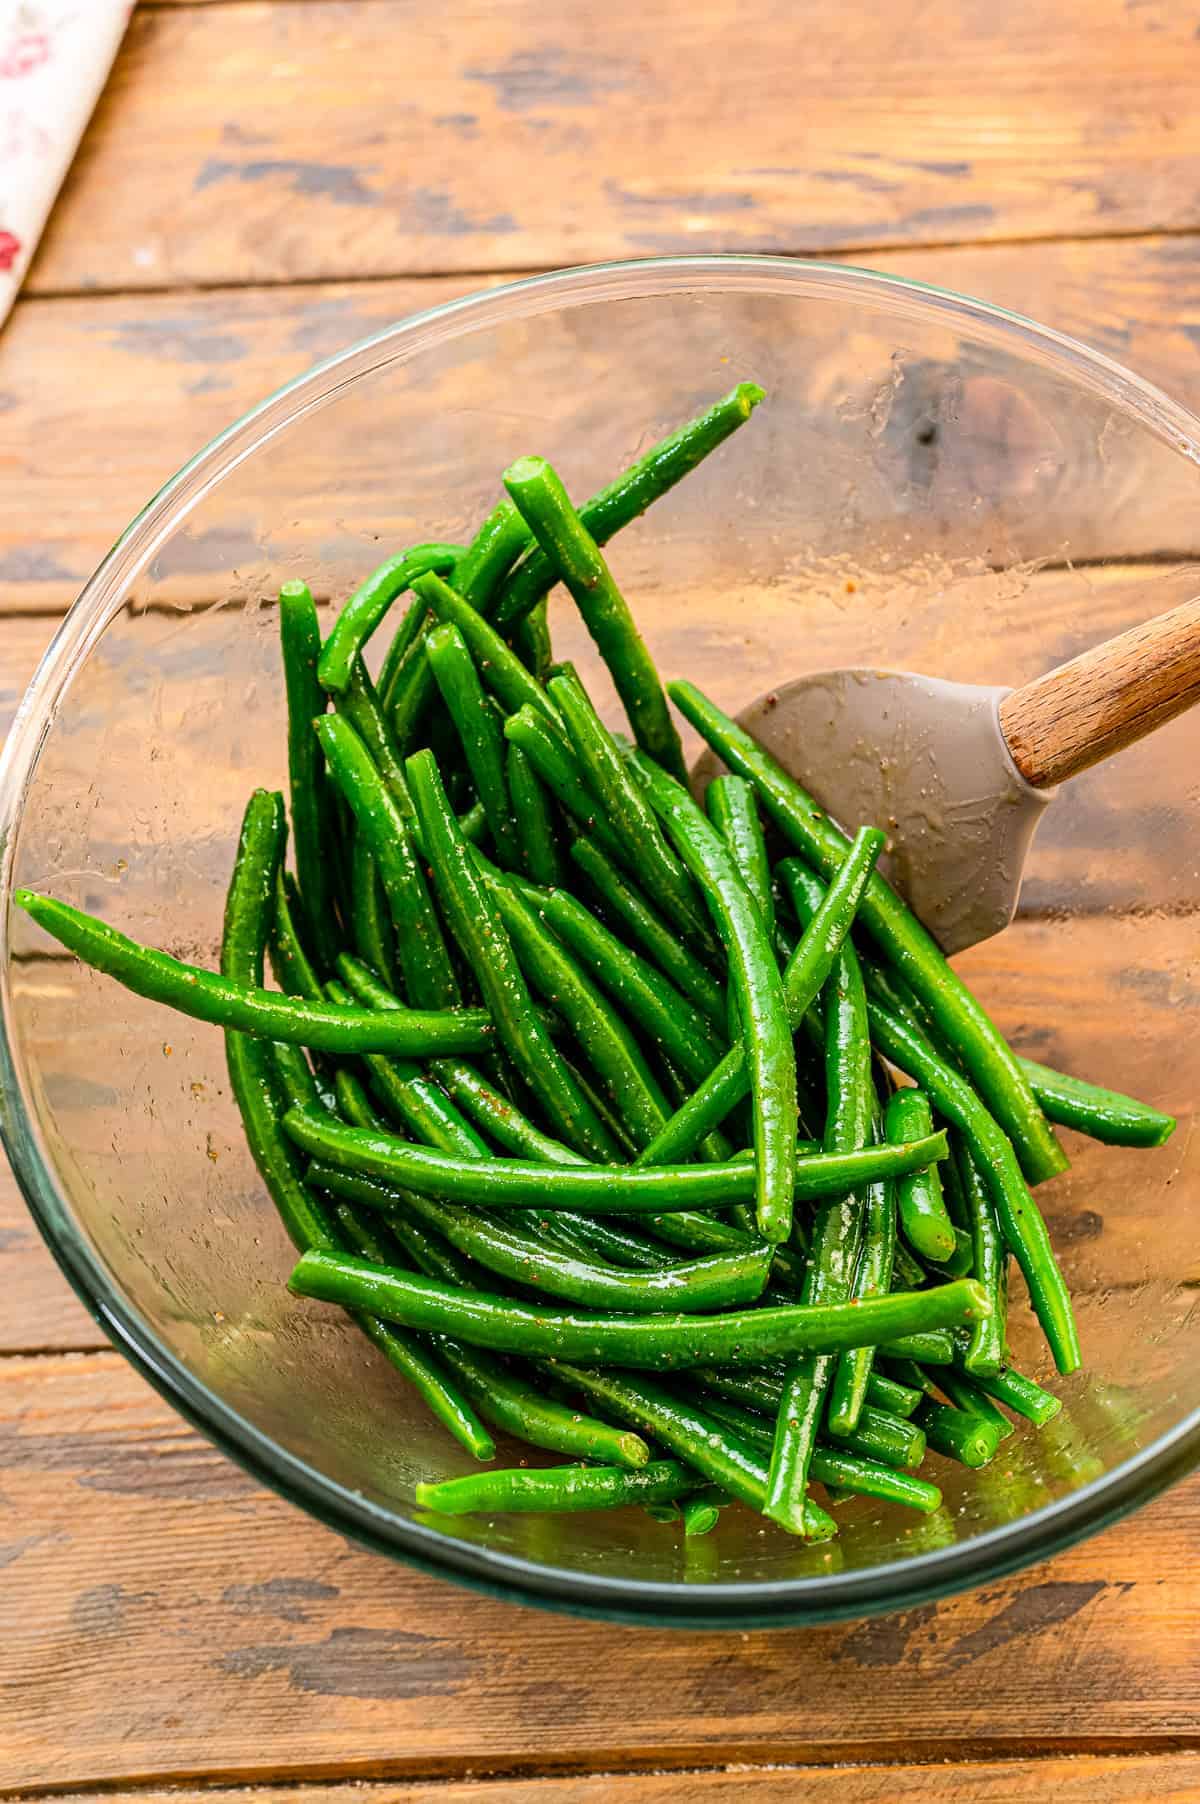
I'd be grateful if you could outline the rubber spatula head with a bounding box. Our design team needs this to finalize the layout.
[691,594,1200,954]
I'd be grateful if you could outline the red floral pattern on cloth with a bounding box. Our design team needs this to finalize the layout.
[0,3,131,328]
[0,30,49,77]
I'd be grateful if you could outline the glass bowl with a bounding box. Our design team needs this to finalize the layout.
[3,256,1199,1628]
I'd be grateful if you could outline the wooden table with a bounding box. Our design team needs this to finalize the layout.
[6,3,1200,1797]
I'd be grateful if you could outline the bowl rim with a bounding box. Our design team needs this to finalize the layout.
[3,251,1200,1627]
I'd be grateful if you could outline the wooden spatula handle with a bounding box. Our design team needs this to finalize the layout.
[998,595,1200,789]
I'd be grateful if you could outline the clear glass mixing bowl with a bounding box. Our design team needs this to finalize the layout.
[3,257,1199,1627]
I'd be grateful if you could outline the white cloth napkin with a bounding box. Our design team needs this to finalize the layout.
[0,1,132,327]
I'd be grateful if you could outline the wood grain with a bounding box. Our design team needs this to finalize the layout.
[0,1348,1198,1792]
[25,1,1200,296]
[1000,596,1200,788]
[15,1755,1200,1802]
[8,233,1200,615]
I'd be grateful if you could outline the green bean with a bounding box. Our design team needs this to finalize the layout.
[445,499,538,616]
[16,890,492,1056]
[886,1088,956,1265]
[331,1066,385,1131]
[926,1225,975,1279]
[377,548,467,712]
[765,871,873,1531]
[935,1369,1015,1441]
[669,680,1068,1187]
[503,457,686,782]
[315,715,459,1008]
[506,743,563,887]
[561,1049,640,1160]
[648,1209,806,1294]
[632,756,796,1243]
[549,1364,835,1539]
[706,776,774,940]
[317,544,463,694]
[697,1362,923,1425]
[510,595,554,679]
[325,985,484,1161]
[389,501,531,748]
[956,1141,1007,1376]
[283,1102,949,1214]
[831,1404,926,1469]
[682,1492,723,1537]
[360,1176,653,1467]
[220,791,338,1252]
[954,1357,1062,1426]
[717,1384,926,1471]
[224,799,490,1458]
[880,974,1176,1154]
[652,1060,736,1169]
[482,874,672,1152]
[826,1177,897,1438]
[426,1052,586,1166]
[505,876,723,1088]
[937,1132,970,1230]
[269,870,324,1003]
[492,382,766,629]
[332,1201,495,1460]
[861,957,935,1046]
[868,999,1080,1377]
[447,1344,650,1467]
[374,1188,771,1314]
[636,829,884,1167]
[271,1025,324,1112]
[406,748,619,1161]
[547,1214,671,1272]
[882,1360,934,1403]
[866,1370,924,1419]
[417,1458,699,1517]
[335,658,416,820]
[425,621,522,868]
[891,1240,928,1292]
[327,977,614,1280]
[366,1186,478,1286]
[414,568,561,730]
[332,954,547,1158]
[503,704,627,864]
[570,836,726,1027]
[278,581,340,970]
[290,1248,988,1368]
[880,1331,955,1365]
[349,837,397,989]
[699,1395,942,1514]
[312,1150,701,1296]
[335,660,488,855]
[414,1242,652,1470]
[1018,1056,1176,1148]
[548,666,707,942]
[913,1395,1003,1468]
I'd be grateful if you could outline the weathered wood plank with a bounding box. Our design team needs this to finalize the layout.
[27,1,1200,295]
[15,1753,1200,1802]
[7,234,1200,614]
[0,1349,1198,1792]
[0,1158,98,1354]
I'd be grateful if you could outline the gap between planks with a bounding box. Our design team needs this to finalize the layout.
[7,1744,1200,1802]
[21,220,1200,306]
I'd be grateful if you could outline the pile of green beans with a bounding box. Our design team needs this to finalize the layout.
[16,379,1175,1541]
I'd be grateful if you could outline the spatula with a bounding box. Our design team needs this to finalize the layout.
[691,597,1200,954]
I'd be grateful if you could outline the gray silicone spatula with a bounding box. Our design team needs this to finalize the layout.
[692,597,1200,954]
